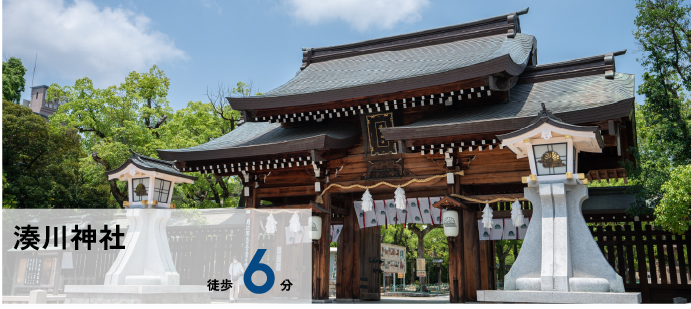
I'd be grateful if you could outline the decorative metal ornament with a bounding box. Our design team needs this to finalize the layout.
[134,183,147,197]
[538,150,566,168]
[541,130,552,140]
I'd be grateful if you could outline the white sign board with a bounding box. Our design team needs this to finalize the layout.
[380,243,406,274]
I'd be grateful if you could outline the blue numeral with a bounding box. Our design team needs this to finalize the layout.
[243,249,275,294]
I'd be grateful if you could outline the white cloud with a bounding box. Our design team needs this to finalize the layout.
[2,0,187,87]
[285,0,429,31]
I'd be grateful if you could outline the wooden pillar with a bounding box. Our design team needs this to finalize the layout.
[479,240,491,290]
[312,193,331,301]
[462,208,481,301]
[447,174,465,303]
[336,194,359,301]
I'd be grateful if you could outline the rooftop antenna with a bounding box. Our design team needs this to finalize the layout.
[31,53,37,88]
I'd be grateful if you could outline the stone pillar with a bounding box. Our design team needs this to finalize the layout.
[104,209,179,285]
[507,183,624,293]
[477,183,640,303]
[552,183,571,292]
[64,209,210,303]
[539,184,554,291]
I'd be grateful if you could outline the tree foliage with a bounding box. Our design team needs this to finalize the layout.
[626,0,691,233]
[2,57,27,104]
[656,164,691,234]
[47,66,174,207]
[45,66,255,208]
[2,100,112,208]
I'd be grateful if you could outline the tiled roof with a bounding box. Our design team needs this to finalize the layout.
[227,8,536,111]
[262,33,535,98]
[157,122,361,162]
[380,72,635,140]
[105,151,197,180]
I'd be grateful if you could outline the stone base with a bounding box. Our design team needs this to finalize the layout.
[477,290,641,304]
[64,285,211,304]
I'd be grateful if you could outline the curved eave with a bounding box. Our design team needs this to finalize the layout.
[228,54,529,111]
[497,117,604,149]
[379,98,633,141]
[105,159,198,181]
[157,133,360,162]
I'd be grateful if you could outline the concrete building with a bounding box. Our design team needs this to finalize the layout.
[26,85,63,118]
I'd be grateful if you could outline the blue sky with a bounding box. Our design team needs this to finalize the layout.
[3,0,643,111]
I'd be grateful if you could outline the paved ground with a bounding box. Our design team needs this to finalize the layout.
[212,295,452,304]
[332,295,451,304]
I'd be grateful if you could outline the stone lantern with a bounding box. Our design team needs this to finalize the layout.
[476,105,641,303]
[64,151,209,303]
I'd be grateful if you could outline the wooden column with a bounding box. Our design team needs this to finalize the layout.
[447,174,466,303]
[336,194,359,301]
[479,240,492,290]
[312,193,331,301]
[462,208,481,301]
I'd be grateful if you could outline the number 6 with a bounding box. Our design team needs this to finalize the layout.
[243,249,275,294]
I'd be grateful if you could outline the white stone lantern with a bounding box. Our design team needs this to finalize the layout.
[63,150,209,303]
[498,104,602,184]
[442,210,459,237]
[309,216,322,240]
[105,150,197,208]
[476,105,641,303]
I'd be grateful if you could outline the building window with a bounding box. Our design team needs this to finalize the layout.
[131,178,150,202]
[153,178,172,203]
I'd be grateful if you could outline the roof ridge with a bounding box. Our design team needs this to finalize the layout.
[519,50,627,83]
[300,7,529,70]
[528,50,626,70]
[129,149,175,165]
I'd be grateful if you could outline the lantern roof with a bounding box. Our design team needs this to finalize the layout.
[497,104,604,158]
[105,150,197,182]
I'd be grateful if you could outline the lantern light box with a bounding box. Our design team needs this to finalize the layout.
[105,150,197,208]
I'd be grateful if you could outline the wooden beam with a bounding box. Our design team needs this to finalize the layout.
[256,185,316,198]
[464,193,524,201]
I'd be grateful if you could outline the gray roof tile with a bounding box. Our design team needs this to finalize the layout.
[262,33,535,98]
[380,73,635,140]
[157,122,361,161]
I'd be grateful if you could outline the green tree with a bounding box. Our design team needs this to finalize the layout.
[2,100,112,208]
[47,66,172,207]
[48,66,251,208]
[158,100,243,207]
[656,164,691,234]
[626,0,691,233]
[2,57,27,104]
